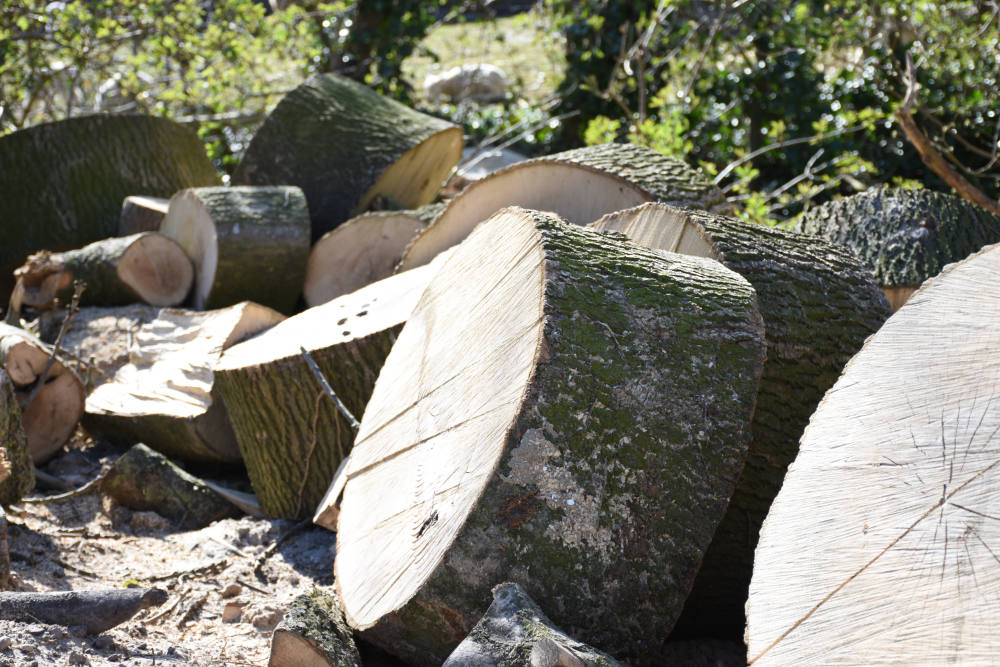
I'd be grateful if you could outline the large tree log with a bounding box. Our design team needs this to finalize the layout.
[233,73,463,242]
[0,114,218,303]
[304,203,446,306]
[0,588,167,634]
[159,186,310,314]
[396,142,729,272]
[0,506,8,589]
[14,233,193,310]
[0,324,85,463]
[589,203,891,639]
[442,583,622,667]
[119,195,169,235]
[746,243,1000,664]
[269,589,361,667]
[333,208,766,665]
[216,259,443,519]
[796,186,1000,310]
[82,303,285,463]
[0,371,34,505]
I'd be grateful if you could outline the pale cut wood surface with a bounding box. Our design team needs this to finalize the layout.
[747,243,1000,665]
[119,195,169,235]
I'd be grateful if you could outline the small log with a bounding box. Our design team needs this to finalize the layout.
[0,588,168,634]
[746,243,1000,664]
[0,324,85,463]
[333,208,766,664]
[443,582,622,667]
[397,142,730,272]
[216,258,444,519]
[304,202,446,306]
[119,195,169,235]
[233,73,463,242]
[0,506,9,589]
[82,302,285,463]
[101,444,239,529]
[14,233,193,309]
[160,186,310,313]
[269,588,362,667]
[0,370,33,505]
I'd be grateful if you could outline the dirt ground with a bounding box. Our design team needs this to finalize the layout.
[0,434,352,667]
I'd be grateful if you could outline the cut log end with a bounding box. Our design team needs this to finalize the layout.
[115,233,193,306]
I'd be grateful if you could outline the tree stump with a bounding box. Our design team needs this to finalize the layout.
[746,243,1000,664]
[119,195,169,235]
[82,302,285,463]
[304,203,446,306]
[0,324,85,463]
[334,208,766,664]
[0,114,217,303]
[14,233,193,309]
[159,186,310,314]
[233,73,463,242]
[269,589,361,667]
[796,186,1000,310]
[216,260,443,519]
[589,202,891,639]
[397,142,729,272]
[0,371,34,505]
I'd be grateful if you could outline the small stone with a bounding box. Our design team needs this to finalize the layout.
[25,624,45,635]
[220,583,242,598]
[69,625,88,638]
[106,656,121,663]
[222,602,243,623]
[92,636,114,650]
[250,605,283,632]
[0,637,10,650]
[17,644,34,653]
[68,651,89,665]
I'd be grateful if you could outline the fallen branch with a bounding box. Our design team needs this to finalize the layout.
[299,347,360,431]
[20,470,107,504]
[25,281,84,407]
[0,588,167,634]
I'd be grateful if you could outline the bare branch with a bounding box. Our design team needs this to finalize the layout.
[714,125,865,185]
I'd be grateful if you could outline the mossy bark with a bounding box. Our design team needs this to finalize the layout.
[0,114,217,303]
[0,506,9,589]
[0,371,34,506]
[101,443,238,529]
[233,73,462,242]
[341,212,766,665]
[443,583,622,667]
[269,589,361,667]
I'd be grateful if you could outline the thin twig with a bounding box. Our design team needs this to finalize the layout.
[299,346,360,431]
[25,281,84,406]
[20,470,107,504]
[714,125,865,185]
[253,519,311,579]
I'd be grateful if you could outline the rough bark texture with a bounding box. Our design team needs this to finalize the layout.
[0,588,168,634]
[15,233,193,309]
[442,583,622,667]
[590,203,892,640]
[796,186,1000,302]
[336,209,766,665]
[160,186,310,313]
[269,589,361,667]
[233,73,462,242]
[747,243,1000,665]
[101,444,239,529]
[119,195,169,235]
[0,114,217,302]
[0,506,8,589]
[0,371,33,506]
[216,265,436,519]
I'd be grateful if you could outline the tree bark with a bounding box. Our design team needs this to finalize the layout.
[590,203,891,640]
[119,195,169,235]
[334,208,766,665]
[0,370,34,506]
[269,588,362,667]
[0,114,217,304]
[398,142,729,272]
[0,588,168,634]
[216,261,440,519]
[159,186,310,314]
[15,233,193,309]
[0,506,8,589]
[233,73,463,242]
[747,243,1000,664]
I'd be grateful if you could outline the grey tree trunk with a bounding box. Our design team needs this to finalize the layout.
[233,73,463,242]
[0,589,168,634]
[0,370,34,506]
[269,589,361,667]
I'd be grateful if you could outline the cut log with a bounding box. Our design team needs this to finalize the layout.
[0,114,218,303]
[589,203,892,639]
[269,588,362,667]
[14,233,193,310]
[101,444,239,529]
[0,371,34,505]
[216,258,444,519]
[0,588,167,634]
[746,243,1000,664]
[333,208,766,664]
[159,186,310,314]
[796,186,1000,310]
[0,324,85,463]
[396,142,729,272]
[82,302,285,463]
[304,203,446,306]
[442,582,622,667]
[119,195,169,235]
[0,506,8,589]
[233,73,463,242]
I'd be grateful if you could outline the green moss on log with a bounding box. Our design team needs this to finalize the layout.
[270,589,361,667]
